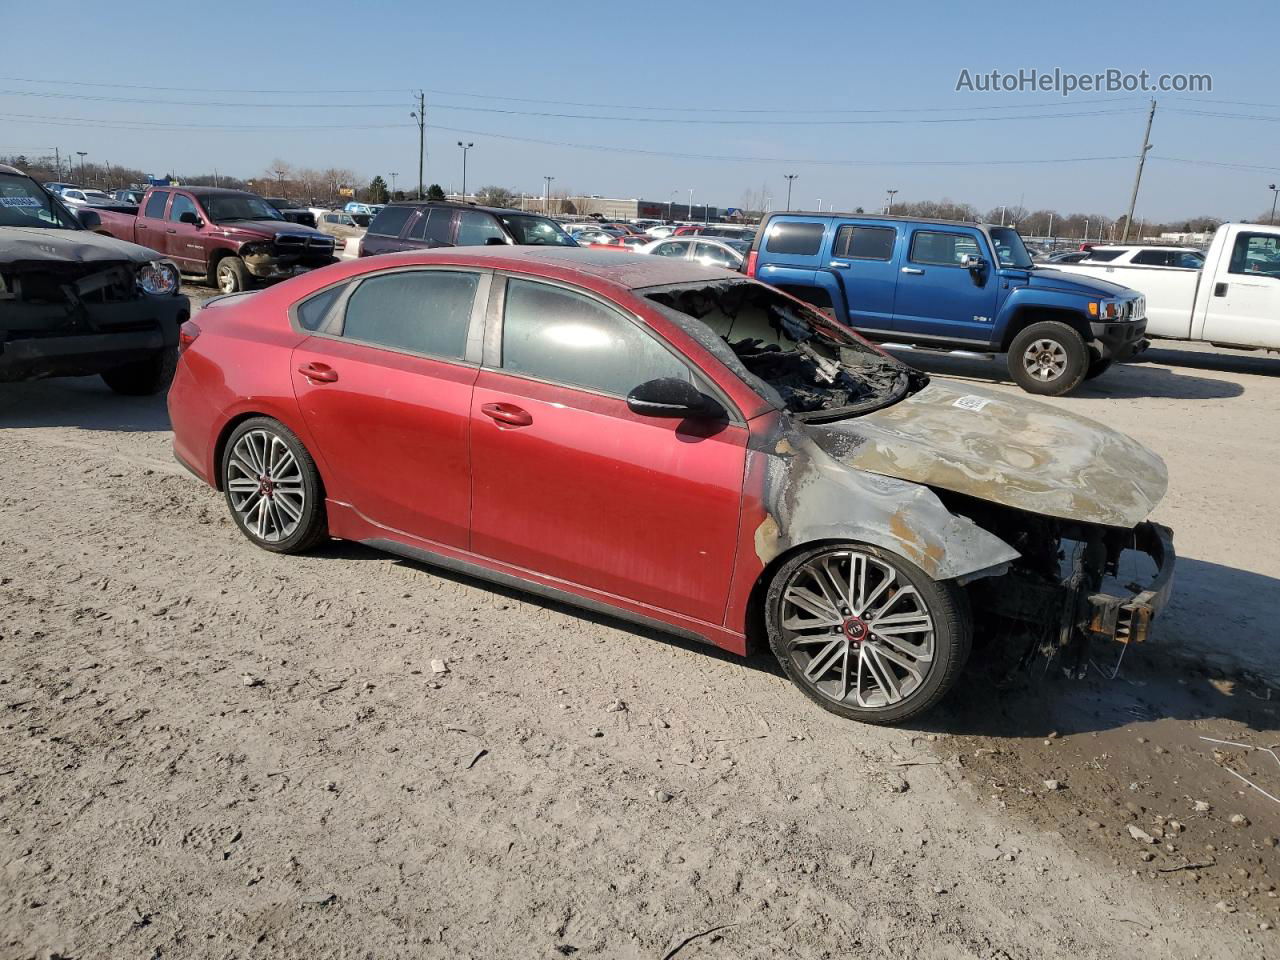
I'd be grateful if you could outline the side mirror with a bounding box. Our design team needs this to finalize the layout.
[626,377,724,420]
[77,210,101,230]
[179,211,201,226]
[484,236,507,246]
[960,253,986,272]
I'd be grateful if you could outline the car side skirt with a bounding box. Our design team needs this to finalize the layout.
[326,501,747,656]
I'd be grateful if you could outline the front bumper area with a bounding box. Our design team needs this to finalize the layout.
[1091,317,1149,362]
[1084,521,1175,645]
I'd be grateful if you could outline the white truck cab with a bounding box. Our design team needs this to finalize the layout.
[1054,224,1280,351]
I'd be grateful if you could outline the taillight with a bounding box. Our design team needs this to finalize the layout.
[178,319,201,353]
[745,251,759,277]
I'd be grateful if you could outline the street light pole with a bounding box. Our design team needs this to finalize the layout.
[543,176,555,215]
[688,188,694,222]
[76,151,87,184]
[886,189,898,215]
[456,142,473,200]
[668,189,676,220]
[783,174,797,211]
[410,91,426,199]
[1270,184,1279,225]
[390,172,398,199]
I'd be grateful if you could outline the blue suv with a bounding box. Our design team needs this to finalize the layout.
[747,213,1147,394]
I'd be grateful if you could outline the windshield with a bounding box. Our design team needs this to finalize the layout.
[644,280,926,421]
[0,174,80,230]
[203,195,284,223]
[498,214,578,246]
[988,227,1034,269]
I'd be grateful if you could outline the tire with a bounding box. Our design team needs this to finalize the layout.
[221,417,327,554]
[211,256,250,294]
[1084,355,1113,381]
[101,345,178,396]
[1007,321,1089,395]
[765,543,972,725]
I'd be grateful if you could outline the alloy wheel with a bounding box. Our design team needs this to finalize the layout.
[217,263,238,294]
[226,429,305,543]
[778,549,936,709]
[1022,338,1068,381]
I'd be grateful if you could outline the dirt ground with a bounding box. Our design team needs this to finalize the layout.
[2,296,1278,959]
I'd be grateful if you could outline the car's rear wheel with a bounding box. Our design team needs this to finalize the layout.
[212,256,250,294]
[101,345,178,396]
[765,543,971,725]
[1007,321,1089,395]
[221,417,327,554]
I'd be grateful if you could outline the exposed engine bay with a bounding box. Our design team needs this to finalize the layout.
[645,281,929,421]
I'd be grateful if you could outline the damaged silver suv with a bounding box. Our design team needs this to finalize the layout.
[0,164,189,394]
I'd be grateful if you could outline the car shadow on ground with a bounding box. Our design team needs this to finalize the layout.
[1139,345,1280,378]
[317,541,1278,740]
[886,351,1245,400]
[0,378,171,432]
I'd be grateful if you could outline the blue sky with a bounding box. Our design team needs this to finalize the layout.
[2,0,1275,221]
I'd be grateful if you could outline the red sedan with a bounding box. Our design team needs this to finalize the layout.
[169,247,1174,724]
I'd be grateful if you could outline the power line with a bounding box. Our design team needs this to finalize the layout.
[0,75,1141,114]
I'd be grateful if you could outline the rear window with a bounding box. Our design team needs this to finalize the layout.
[296,284,345,331]
[764,221,825,256]
[408,207,454,243]
[144,191,169,218]
[833,225,895,261]
[367,205,414,237]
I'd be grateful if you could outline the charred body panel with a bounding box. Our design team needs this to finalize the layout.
[644,279,1174,659]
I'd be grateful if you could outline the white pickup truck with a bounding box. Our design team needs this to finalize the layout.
[1053,224,1280,352]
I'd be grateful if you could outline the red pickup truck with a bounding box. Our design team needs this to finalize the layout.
[91,186,337,293]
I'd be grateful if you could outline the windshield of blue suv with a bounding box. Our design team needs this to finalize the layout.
[0,173,80,229]
[644,279,927,421]
[498,214,578,246]
[989,226,1035,269]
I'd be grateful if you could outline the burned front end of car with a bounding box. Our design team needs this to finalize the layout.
[935,491,1175,673]
[240,232,337,281]
[0,256,188,382]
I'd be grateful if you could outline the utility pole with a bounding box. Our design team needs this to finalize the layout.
[54,147,60,181]
[668,189,676,220]
[543,175,555,215]
[1122,99,1157,242]
[76,151,87,184]
[390,172,398,198]
[457,142,473,200]
[688,188,694,221]
[783,174,797,211]
[885,189,898,215]
[410,91,426,200]
[1270,184,1278,225]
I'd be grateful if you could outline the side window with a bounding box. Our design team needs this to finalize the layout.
[833,225,896,260]
[456,210,506,246]
[366,205,414,237]
[501,279,692,396]
[340,270,478,358]
[909,230,981,266]
[169,194,197,223]
[1084,249,1122,262]
[296,284,345,331]
[143,191,169,219]
[1132,249,1174,267]
[1229,233,1280,277]
[1178,252,1205,269]
[652,241,688,258]
[408,208,454,243]
[695,242,736,267]
[764,221,825,255]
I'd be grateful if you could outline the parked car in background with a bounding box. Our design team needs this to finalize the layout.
[1050,224,1280,352]
[645,224,678,239]
[59,188,114,207]
[642,236,747,270]
[359,201,577,257]
[315,210,367,255]
[90,185,337,293]
[0,163,189,394]
[167,245,1173,725]
[263,197,318,228]
[1044,250,1092,265]
[42,182,77,196]
[673,224,756,242]
[569,226,620,247]
[748,212,1147,394]
[113,188,146,205]
[612,235,651,251]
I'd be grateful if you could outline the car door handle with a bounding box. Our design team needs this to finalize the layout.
[297,362,338,383]
[901,267,924,275]
[1214,282,1228,297]
[166,228,177,234]
[480,402,533,427]
[829,260,850,268]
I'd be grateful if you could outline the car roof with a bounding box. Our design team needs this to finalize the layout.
[1087,244,1200,253]
[319,246,742,290]
[379,200,547,217]
[168,186,258,197]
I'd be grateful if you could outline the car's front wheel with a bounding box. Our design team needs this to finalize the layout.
[1007,321,1089,395]
[212,256,250,294]
[765,544,971,725]
[221,417,327,554]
